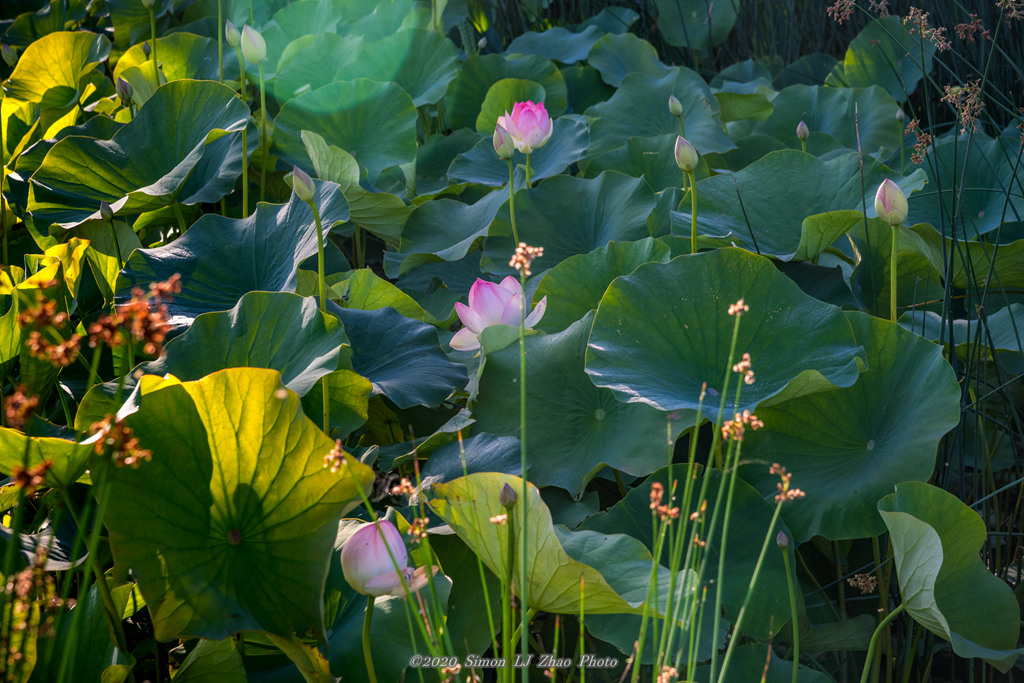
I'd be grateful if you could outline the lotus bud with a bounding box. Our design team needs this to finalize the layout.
[142,41,151,57]
[477,37,487,51]
[99,201,114,223]
[674,136,698,173]
[225,19,241,48]
[796,120,809,141]
[291,166,316,204]
[874,179,908,226]
[493,123,514,160]
[116,77,134,107]
[241,25,267,64]
[340,520,412,597]
[500,483,518,509]
[776,531,789,549]
[1,44,17,67]
[896,108,905,123]
[668,94,683,117]
[140,0,154,8]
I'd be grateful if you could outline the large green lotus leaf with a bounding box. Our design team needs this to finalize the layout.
[3,0,88,49]
[826,16,935,102]
[533,238,671,333]
[584,133,696,192]
[113,32,238,83]
[738,312,960,541]
[475,78,547,134]
[472,312,686,496]
[73,219,142,302]
[418,433,521,490]
[654,0,738,50]
[0,429,90,489]
[337,269,432,323]
[137,292,347,396]
[337,306,468,408]
[253,0,345,80]
[26,80,249,229]
[301,369,373,439]
[900,221,1024,290]
[507,25,604,64]
[692,643,834,683]
[586,249,864,421]
[385,188,507,277]
[173,637,246,683]
[774,52,838,89]
[585,68,734,158]
[2,31,110,109]
[906,133,1024,238]
[335,0,429,43]
[900,304,1024,355]
[585,32,671,88]
[671,150,926,260]
[447,116,590,187]
[341,29,458,107]
[750,84,901,159]
[580,466,790,638]
[878,482,1024,672]
[429,472,677,616]
[273,79,417,183]
[481,172,655,274]
[445,53,567,131]
[413,128,482,196]
[106,368,375,642]
[561,63,616,115]
[272,33,362,102]
[116,180,348,325]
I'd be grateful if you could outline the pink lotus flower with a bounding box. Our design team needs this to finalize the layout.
[341,520,434,597]
[496,101,553,155]
[450,277,547,351]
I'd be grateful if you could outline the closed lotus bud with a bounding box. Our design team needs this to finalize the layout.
[776,531,789,549]
[500,483,518,509]
[241,25,267,64]
[99,201,114,222]
[674,135,698,173]
[116,77,134,106]
[796,120,809,141]
[142,41,151,57]
[340,520,412,597]
[140,0,154,8]
[493,123,514,160]
[896,108,905,122]
[477,37,487,51]
[874,179,909,226]
[291,165,316,204]
[225,19,241,48]
[1,44,17,67]
[668,94,683,117]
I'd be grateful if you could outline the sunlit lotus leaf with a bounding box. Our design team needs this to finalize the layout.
[273,79,417,183]
[74,219,141,302]
[585,68,734,158]
[653,0,739,50]
[749,84,901,159]
[580,466,790,638]
[0,429,91,489]
[445,53,567,131]
[900,221,1024,290]
[586,32,671,87]
[481,171,654,274]
[507,25,604,64]
[255,0,345,78]
[113,32,238,83]
[739,312,960,540]
[2,31,110,109]
[586,248,864,422]
[116,180,348,326]
[826,17,935,102]
[336,0,429,43]
[172,637,246,682]
[879,482,1024,672]
[714,91,773,122]
[342,29,458,106]
[26,80,249,229]
[533,237,671,333]
[301,370,373,439]
[906,133,1024,238]
[473,312,688,496]
[105,368,375,641]
[672,150,926,260]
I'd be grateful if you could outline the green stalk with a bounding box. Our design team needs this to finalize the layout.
[578,575,586,683]
[363,596,378,683]
[518,263,529,683]
[890,223,901,322]
[524,153,532,187]
[783,543,800,683]
[310,200,330,433]
[503,513,516,683]
[800,139,807,154]
[217,0,224,83]
[506,159,520,244]
[688,170,698,254]
[172,200,187,234]
[257,63,267,204]
[860,603,907,683]
[241,127,249,217]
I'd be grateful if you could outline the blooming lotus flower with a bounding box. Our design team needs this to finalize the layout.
[674,136,698,172]
[450,277,547,352]
[341,520,432,597]
[496,101,552,154]
[874,179,908,226]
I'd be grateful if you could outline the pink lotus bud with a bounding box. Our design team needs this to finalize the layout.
[225,19,241,48]
[776,531,789,549]
[668,94,683,117]
[240,25,267,63]
[140,0,154,8]
[896,108,905,122]
[450,277,547,352]
[341,520,413,597]
[495,101,552,155]
[493,124,514,160]
[116,77,134,107]
[674,136,698,173]
[500,483,518,509]
[874,179,908,226]
[796,120,809,141]
[291,165,315,204]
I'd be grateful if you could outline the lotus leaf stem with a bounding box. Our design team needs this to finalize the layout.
[782,543,800,683]
[257,63,267,204]
[860,602,907,683]
[363,595,378,683]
